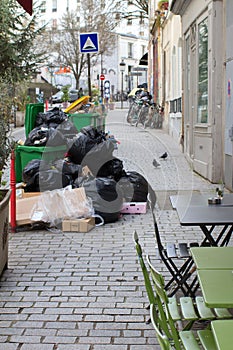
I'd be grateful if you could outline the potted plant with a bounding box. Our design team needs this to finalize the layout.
[0,80,14,276]
[158,0,169,11]
[0,0,48,276]
[61,85,70,108]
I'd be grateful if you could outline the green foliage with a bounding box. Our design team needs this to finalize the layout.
[0,0,47,182]
[0,79,15,183]
[61,85,70,102]
[14,82,31,111]
[91,87,100,98]
[0,0,47,84]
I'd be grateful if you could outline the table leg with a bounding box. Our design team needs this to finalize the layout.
[200,224,233,246]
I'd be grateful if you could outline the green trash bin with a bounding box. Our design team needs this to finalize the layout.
[68,113,106,132]
[15,144,67,183]
[25,103,44,137]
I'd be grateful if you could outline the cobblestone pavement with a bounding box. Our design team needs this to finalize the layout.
[0,107,223,349]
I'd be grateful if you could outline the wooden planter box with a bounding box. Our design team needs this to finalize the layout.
[0,189,11,276]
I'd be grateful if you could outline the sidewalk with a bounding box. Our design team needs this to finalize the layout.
[0,108,217,350]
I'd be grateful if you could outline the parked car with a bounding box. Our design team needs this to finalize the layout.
[52,89,79,104]
[69,89,79,102]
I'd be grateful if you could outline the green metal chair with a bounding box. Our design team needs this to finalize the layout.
[150,303,218,350]
[133,231,232,329]
[148,260,219,349]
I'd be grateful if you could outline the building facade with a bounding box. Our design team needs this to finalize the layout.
[148,0,233,189]
[35,0,149,99]
[171,0,224,185]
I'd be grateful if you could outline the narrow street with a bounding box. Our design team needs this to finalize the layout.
[0,107,218,350]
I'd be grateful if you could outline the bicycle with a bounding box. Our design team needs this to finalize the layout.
[126,98,143,126]
[135,99,151,127]
[144,103,163,129]
[127,90,152,126]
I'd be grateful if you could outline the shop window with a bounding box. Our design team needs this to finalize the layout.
[52,0,57,12]
[41,1,46,13]
[197,17,208,123]
[128,43,133,58]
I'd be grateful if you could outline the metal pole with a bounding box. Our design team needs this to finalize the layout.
[100,54,104,102]
[121,71,123,109]
[87,53,92,101]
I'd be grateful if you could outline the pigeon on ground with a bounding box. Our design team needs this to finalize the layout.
[159,152,168,160]
[152,159,160,168]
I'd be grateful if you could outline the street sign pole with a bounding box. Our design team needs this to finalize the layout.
[87,53,92,101]
[101,80,104,102]
[99,74,105,102]
[79,32,99,102]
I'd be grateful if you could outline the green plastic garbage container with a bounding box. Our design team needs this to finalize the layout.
[68,113,106,132]
[15,144,67,183]
[25,103,44,137]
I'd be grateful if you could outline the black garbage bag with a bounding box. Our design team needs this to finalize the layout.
[57,120,78,138]
[38,169,72,191]
[24,126,49,146]
[81,177,124,224]
[97,157,124,181]
[25,126,66,147]
[67,132,99,164]
[118,171,149,203]
[35,107,68,127]
[54,159,82,181]
[81,140,115,176]
[24,172,41,192]
[46,128,66,146]
[22,159,51,183]
[80,125,106,143]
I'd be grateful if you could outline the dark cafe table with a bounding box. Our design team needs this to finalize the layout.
[211,320,233,350]
[170,193,233,246]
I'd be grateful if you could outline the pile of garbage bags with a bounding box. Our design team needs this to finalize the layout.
[22,109,156,224]
[25,108,77,147]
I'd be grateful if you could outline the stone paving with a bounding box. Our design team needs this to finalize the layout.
[0,107,222,349]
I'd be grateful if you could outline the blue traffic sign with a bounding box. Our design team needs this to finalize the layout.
[79,32,99,53]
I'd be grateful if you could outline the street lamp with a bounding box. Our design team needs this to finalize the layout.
[119,59,126,109]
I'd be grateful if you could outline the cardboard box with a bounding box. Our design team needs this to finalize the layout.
[120,202,147,214]
[62,217,95,232]
[11,191,42,226]
[16,189,41,199]
[13,187,91,226]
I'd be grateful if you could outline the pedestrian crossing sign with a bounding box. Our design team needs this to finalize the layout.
[79,32,99,53]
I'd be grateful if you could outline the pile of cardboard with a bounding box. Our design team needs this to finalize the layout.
[13,187,95,233]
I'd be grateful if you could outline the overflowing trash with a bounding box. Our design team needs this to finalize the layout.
[15,107,156,229]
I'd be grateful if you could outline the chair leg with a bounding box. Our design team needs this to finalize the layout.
[163,255,196,297]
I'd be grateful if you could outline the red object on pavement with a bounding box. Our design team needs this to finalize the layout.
[100,74,105,81]
[10,150,16,232]
[45,100,49,111]
[16,0,33,15]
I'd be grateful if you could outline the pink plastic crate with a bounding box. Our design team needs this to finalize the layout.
[120,202,147,214]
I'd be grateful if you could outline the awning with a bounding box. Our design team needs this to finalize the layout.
[16,0,33,15]
[139,52,148,66]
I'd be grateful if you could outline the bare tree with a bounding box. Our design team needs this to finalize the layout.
[47,0,119,89]
[114,0,148,20]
